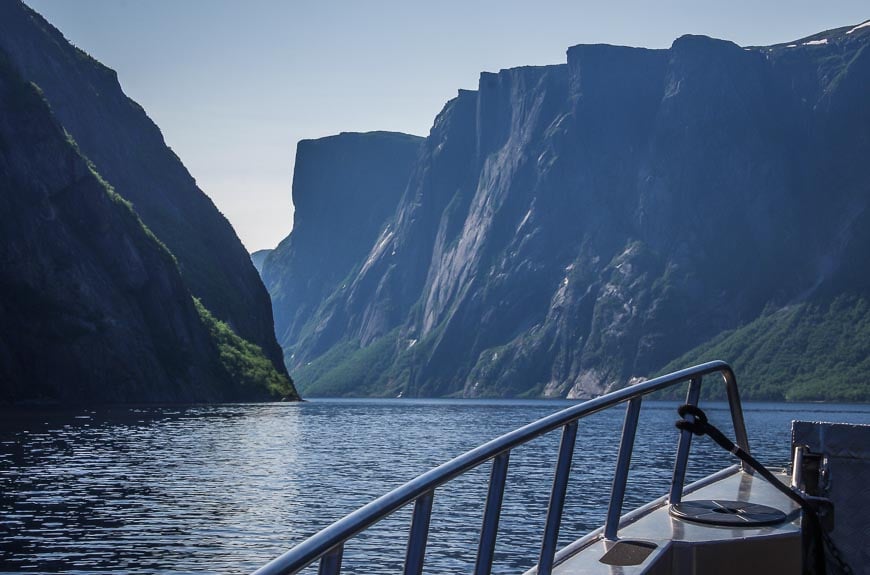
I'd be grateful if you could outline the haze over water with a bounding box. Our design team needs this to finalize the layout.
[2,399,869,574]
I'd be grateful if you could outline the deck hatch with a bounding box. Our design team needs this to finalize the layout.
[599,540,657,566]
[669,499,787,526]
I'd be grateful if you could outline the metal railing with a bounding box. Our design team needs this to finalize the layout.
[252,360,748,575]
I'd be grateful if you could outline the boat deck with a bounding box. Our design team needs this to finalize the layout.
[544,469,801,575]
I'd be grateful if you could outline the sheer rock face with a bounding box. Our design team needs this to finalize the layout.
[0,1,288,376]
[262,131,423,363]
[274,25,870,397]
[0,50,240,403]
[251,250,272,276]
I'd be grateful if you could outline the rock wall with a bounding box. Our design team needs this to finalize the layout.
[0,1,288,376]
[262,131,422,362]
[269,24,870,399]
[0,51,232,402]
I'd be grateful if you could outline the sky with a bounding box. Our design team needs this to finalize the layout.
[25,1,869,252]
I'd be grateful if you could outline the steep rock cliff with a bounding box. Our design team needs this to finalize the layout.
[251,249,272,276]
[0,1,288,376]
[0,51,285,403]
[273,23,870,399]
[261,132,422,364]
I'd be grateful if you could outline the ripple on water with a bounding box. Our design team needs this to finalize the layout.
[1,400,868,574]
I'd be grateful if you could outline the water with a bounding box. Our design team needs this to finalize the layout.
[1,399,868,574]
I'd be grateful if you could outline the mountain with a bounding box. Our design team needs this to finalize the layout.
[266,22,870,400]
[0,1,288,377]
[0,49,293,403]
[261,131,423,364]
[251,249,273,276]
[660,295,870,402]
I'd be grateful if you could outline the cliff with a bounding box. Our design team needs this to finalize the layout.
[0,1,289,377]
[251,249,273,276]
[0,50,292,403]
[261,131,423,364]
[269,22,870,400]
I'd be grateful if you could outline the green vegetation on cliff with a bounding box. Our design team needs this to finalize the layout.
[293,331,400,397]
[194,299,298,400]
[660,296,870,402]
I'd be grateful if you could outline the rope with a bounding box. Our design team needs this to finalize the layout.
[675,404,853,575]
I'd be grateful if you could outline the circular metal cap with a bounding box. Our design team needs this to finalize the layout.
[669,499,787,527]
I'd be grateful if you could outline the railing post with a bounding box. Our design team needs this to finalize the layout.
[474,451,510,575]
[669,376,702,504]
[317,544,344,575]
[537,421,578,575]
[723,368,751,464]
[604,397,643,540]
[403,490,434,575]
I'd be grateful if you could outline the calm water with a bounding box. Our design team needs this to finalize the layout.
[1,399,869,574]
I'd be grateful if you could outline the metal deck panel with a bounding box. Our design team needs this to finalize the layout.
[549,470,801,575]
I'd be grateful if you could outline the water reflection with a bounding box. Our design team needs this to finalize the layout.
[1,400,868,574]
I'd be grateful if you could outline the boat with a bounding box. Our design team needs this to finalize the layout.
[251,361,867,574]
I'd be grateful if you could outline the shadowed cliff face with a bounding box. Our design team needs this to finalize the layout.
[269,24,870,399]
[261,132,423,364]
[0,1,288,377]
[250,250,273,276]
[0,51,235,403]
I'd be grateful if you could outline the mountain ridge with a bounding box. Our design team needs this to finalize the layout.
[0,1,289,377]
[0,1,298,403]
[266,22,870,400]
[0,49,291,403]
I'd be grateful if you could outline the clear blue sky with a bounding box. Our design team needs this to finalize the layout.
[25,0,868,252]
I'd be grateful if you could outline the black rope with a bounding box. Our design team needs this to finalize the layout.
[675,404,853,575]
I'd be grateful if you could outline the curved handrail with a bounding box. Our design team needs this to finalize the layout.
[252,360,746,575]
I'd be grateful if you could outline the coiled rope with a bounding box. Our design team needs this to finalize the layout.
[675,404,853,575]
